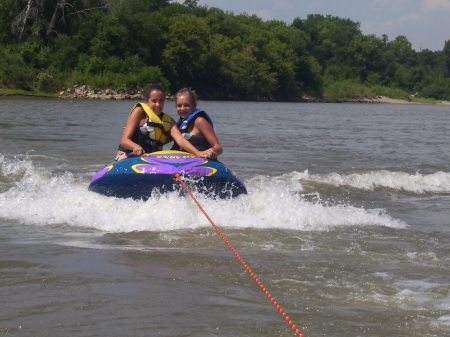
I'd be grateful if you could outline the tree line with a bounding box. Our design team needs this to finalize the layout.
[1,0,450,101]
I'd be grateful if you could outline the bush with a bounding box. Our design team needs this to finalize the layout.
[323,79,372,101]
[0,51,34,90]
[420,80,450,101]
[58,65,169,93]
[370,85,410,101]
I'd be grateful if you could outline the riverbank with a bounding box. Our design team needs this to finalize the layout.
[351,95,450,105]
[0,86,144,100]
[58,85,144,100]
[2,88,450,105]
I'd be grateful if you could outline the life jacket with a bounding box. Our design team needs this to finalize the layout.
[177,109,213,131]
[118,103,173,154]
[137,103,173,143]
[172,109,213,152]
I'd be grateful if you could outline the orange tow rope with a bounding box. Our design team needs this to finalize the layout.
[173,174,305,337]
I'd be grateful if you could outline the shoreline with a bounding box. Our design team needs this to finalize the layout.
[1,90,450,105]
[349,95,450,105]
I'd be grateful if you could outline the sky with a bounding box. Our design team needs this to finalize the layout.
[183,0,450,51]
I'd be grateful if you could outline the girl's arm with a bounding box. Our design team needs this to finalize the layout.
[195,117,223,156]
[120,107,145,156]
[170,124,215,158]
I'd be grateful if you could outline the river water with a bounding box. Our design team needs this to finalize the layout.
[1,97,449,337]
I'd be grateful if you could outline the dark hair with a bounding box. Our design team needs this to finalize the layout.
[175,87,197,108]
[143,84,165,100]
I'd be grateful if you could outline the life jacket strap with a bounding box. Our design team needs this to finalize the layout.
[147,121,170,136]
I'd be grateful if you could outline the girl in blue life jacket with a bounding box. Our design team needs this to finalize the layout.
[115,84,216,161]
[171,88,223,160]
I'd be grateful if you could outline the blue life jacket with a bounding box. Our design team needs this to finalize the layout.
[177,109,213,131]
[172,109,213,152]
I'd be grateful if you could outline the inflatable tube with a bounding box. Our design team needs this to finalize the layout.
[89,151,247,200]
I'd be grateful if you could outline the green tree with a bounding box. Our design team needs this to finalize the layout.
[193,34,240,99]
[383,35,416,66]
[118,12,166,66]
[417,48,437,68]
[443,40,450,77]
[47,35,80,71]
[206,9,247,38]
[296,54,323,96]
[296,14,363,67]
[107,0,170,15]
[347,35,382,81]
[0,0,20,44]
[183,0,198,9]
[223,49,276,100]
[161,14,212,91]
[1,0,448,101]
[89,15,130,59]
[420,77,450,100]
[0,48,34,89]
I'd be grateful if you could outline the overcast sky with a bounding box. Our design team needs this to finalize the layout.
[188,0,450,51]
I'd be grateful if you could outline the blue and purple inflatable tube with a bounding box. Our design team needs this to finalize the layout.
[89,151,247,200]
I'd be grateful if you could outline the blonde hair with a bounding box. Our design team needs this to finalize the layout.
[175,88,197,108]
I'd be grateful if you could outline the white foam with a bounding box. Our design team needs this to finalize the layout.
[301,170,450,193]
[0,155,408,233]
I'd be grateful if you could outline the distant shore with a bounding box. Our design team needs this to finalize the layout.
[350,95,450,105]
[2,89,450,105]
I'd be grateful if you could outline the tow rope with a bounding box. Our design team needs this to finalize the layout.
[173,173,305,337]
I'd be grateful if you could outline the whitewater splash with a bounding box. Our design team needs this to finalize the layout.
[293,170,450,194]
[6,154,447,233]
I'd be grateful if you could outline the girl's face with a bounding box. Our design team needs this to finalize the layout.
[147,90,165,115]
[176,94,195,119]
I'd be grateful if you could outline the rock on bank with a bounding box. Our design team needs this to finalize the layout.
[59,85,143,100]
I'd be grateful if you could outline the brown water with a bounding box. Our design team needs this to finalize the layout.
[1,97,449,336]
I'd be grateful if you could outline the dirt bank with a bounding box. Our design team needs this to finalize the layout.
[352,95,450,105]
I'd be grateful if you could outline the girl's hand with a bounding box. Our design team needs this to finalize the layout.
[196,148,217,159]
[132,147,144,156]
[207,149,218,160]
